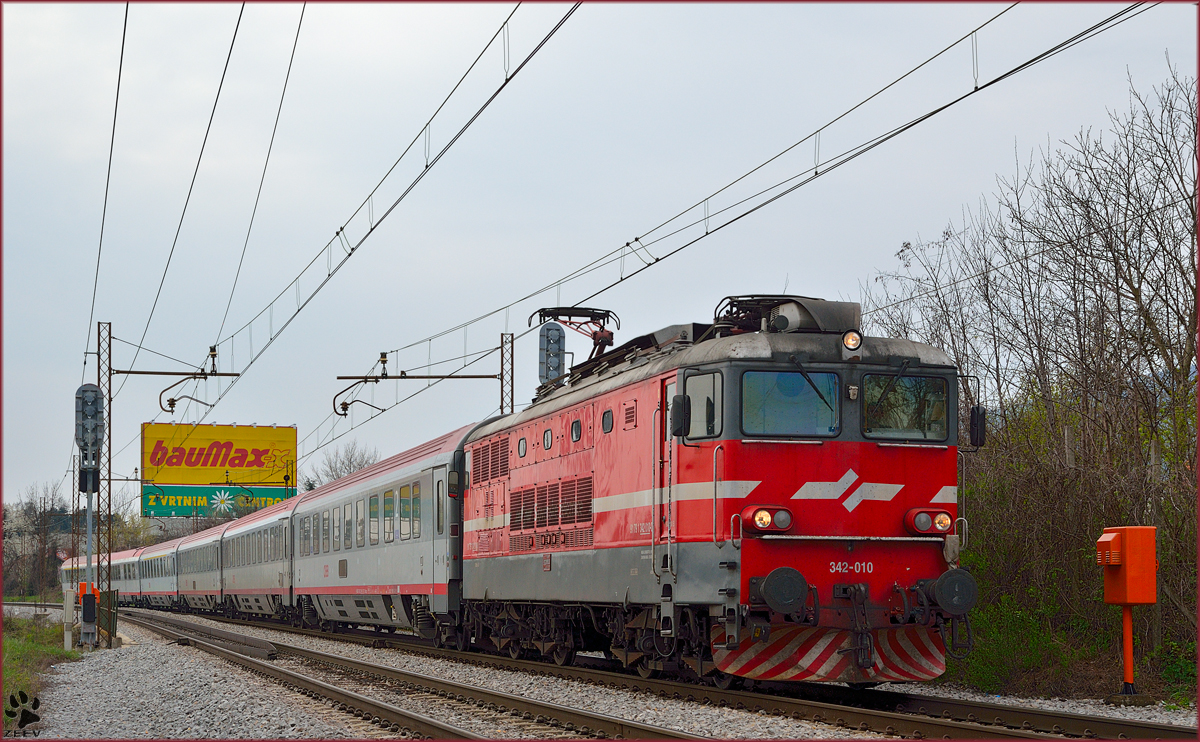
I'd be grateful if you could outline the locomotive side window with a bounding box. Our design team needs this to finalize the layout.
[742,370,839,437]
[344,507,353,550]
[518,438,526,457]
[412,483,422,539]
[369,495,380,545]
[332,507,341,551]
[384,491,395,543]
[543,429,553,450]
[862,375,948,441]
[399,486,411,540]
[602,409,613,433]
[322,510,331,552]
[571,420,581,442]
[356,499,366,548]
[684,372,723,438]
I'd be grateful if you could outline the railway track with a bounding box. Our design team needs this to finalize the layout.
[123,609,701,740]
[40,602,1199,740]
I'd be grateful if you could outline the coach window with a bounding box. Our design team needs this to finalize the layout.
[257,531,263,563]
[436,480,445,535]
[344,506,353,550]
[369,495,380,545]
[684,372,723,438]
[399,486,411,540]
[284,525,289,558]
[311,516,319,555]
[543,429,553,450]
[412,483,422,539]
[571,420,581,442]
[322,510,331,552]
[356,499,366,548]
[518,438,526,458]
[332,507,341,551]
[602,409,613,433]
[384,491,395,543]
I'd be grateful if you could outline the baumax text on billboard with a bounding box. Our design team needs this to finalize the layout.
[142,422,297,487]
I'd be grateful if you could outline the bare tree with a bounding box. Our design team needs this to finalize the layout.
[300,440,381,490]
[861,69,1196,682]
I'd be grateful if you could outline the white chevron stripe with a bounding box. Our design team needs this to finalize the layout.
[792,469,857,500]
[842,482,904,512]
[930,485,957,503]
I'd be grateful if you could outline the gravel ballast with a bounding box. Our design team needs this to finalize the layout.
[10,605,1196,736]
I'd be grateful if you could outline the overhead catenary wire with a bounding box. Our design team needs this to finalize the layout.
[214,3,307,344]
[116,3,246,400]
[82,2,130,384]
[296,2,1158,461]
[186,4,580,426]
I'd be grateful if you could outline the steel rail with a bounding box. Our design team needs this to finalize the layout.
[120,613,485,739]
[274,639,706,740]
[74,604,1199,740]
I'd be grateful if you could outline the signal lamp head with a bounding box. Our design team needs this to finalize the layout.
[905,507,953,535]
[914,512,932,531]
[934,512,952,532]
[753,509,773,529]
[773,509,793,529]
[842,330,863,351]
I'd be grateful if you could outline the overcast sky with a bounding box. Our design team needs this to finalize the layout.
[3,3,1195,507]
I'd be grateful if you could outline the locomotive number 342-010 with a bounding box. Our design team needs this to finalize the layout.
[829,561,874,574]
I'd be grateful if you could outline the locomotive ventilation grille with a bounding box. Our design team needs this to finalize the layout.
[474,437,510,484]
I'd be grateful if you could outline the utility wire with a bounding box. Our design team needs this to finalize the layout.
[380,2,1022,355]
[192,4,580,424]
[861,195,1191,318]
[215,3,306,343]
[301,2,1157,459]
[112,336,204,369]
[82,2,130,384]
[116,3,245,400]
[570,3,1153,307]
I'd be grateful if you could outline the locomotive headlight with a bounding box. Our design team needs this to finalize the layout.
[753,509,773,529]
[934,512,952,532]
[914,512,933,531]
[842,330,863,351]
[773,509,793,529]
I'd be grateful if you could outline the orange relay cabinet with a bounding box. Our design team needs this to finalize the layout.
[1096,526,1156,605]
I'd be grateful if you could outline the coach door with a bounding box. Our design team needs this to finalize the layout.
[430,466,450,611]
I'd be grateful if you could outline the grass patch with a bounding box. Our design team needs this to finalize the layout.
[2,611,79,724]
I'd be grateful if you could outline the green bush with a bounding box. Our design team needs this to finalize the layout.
[2,614,78,722]
[944,595,1066,693]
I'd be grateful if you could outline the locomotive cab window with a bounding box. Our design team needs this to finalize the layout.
[862,374,948,441]
[742,370,839,437]
[684,372,723,438]
[601,409,613,433]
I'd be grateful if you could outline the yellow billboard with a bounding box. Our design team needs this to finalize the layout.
[141,422,297,487]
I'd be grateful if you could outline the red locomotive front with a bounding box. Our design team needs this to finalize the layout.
[460,295,978,685]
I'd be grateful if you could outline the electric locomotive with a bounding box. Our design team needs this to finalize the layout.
[458,295,979,684]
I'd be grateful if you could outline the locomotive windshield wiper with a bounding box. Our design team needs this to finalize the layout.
[787,355,833,413]
[865,359,911,429]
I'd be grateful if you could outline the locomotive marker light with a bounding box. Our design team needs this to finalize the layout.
[1096,526,1157,706]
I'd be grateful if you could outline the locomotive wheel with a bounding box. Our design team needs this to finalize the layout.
[508,641,524,660]
[635,658,660,679]
[551,645,575,667]
[712,672,736,690]
[453,631,470,653]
